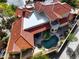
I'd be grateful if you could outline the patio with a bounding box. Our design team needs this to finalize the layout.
[33,29,60,55]
[34,29,59,48]
[33,18,78,55]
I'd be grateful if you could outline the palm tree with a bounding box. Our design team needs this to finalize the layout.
[68,33,78,42]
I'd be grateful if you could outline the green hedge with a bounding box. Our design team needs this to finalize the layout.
[0,3,16,16]
[0,0,7,3]
[32,53,49,59]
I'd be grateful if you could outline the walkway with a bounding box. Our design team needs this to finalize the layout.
[59,27,79,59]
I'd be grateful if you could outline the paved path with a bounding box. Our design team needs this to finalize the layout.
[59,27,79,59]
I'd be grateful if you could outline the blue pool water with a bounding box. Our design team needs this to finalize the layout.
[42,35,59,49]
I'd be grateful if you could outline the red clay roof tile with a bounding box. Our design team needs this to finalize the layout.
[7,18,34,53]
[12,43,21,53]
[16,36,32,50]
[21,29,34,47]
[53,3,70,16]
[62,3,72,11]
[43,5,59,20]
[34,2,44,12]
[34,2,72,21]
[11,19,21,42]
[7,18,50,53]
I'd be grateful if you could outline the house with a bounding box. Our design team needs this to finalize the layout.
[4,1,77,59]
[7,0,59,7]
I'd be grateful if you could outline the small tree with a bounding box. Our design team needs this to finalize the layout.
[68,33,78,42]
[32,53,49,59]
[0,3,16,16]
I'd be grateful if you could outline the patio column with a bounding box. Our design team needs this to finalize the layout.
[20,51,22,59]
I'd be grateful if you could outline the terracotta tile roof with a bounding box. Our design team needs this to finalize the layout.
[7,37,16,53]
[12,43,21,53]
[16,2,72,21]
[34,2,44,12]
[7,18,34,53]
[43,5,61,20]
[15,37,32,50]
[53,3,70,16]
[34,2,72,21]
[21,29,34,47]
[7,42,21,53]
[7,18,50,53]
[62,3,73,11]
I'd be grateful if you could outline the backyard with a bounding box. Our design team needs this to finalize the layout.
[33,17,78,56]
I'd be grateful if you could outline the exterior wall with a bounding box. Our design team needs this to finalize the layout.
[68,13,76,21]
[58,17,68,24]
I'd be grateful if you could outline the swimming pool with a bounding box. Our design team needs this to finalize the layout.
[42,35,59,49]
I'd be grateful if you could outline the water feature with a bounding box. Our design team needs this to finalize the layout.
[42,35,59,49]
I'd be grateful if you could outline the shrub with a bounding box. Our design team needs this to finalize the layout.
[0,3,16,16]
[0,0,7,3]
[68,33,78,42]
[32,53,49,59]
[61,0,77,7]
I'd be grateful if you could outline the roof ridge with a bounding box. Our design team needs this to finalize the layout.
[61,3,72,11]
[53,10,62,18]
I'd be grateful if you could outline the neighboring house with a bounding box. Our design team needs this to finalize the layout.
[7,0,59,7]
[7,0,26,7]
[4,1,77,59]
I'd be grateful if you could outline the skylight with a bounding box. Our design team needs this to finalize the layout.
[23,12,49,30]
